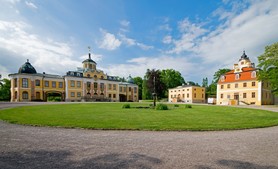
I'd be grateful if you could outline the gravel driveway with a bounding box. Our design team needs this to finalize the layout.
[0,102,278,169]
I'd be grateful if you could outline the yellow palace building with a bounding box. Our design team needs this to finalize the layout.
[217,51,274,105]
[9,51,138,102]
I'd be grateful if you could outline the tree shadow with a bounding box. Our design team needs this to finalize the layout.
[197,159,278,169]
[0,150,162,169]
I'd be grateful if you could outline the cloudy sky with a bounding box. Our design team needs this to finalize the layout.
[0,0,278,84]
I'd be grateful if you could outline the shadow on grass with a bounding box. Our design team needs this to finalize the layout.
[0,150,162,169]
[197,159,278,169]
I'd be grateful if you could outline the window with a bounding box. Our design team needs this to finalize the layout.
[113,84,116,90]
[134,87,137,93]
[71,92,75,97]
[35,80,40,86]
[220,75,225,82]
[243,93,246,98]
[77,92,81,97]
[120,87,122,92]
[129,87,131,92]
[87,82,91,88]
[101,76,104,79]
[235,74,240,80]
[113,94,116,98]
[194,93,196,98]
[100,83,104,91]
[59,82,63,88]
[227,95,230,99]
[94,82,98,89]
[227,84,230,88]
[77,81,81,88]
[183,94,185,98]
[22,91,28,99]
[251,71,256,78]
[52,81,56,88]
[221,94,223,99]
[235,83,238,88]
[14,91,17,99]
[45,81,49,87]
[14,78,17,87]
[202,94,204,98]
[187,93,189,98]
[243,83,247,87]
[70,80,75,87]
[187,89,189,91]
[221,85,224,89]
[22,78,28,88]
[252,92,255,98]
[252,82,256,86]
[94,75,97,79]
[109,94,111,98]
[109,84,112,90]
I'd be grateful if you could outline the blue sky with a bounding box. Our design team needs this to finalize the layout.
[0,0,278,84]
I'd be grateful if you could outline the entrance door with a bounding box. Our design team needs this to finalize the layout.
[234,93,239,100]
[36,92,40,100]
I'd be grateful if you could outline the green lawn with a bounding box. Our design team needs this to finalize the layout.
[0,103,278,131]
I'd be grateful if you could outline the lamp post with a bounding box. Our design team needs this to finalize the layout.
[152,76,156,107]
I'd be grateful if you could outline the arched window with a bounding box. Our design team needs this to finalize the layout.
[251,71,256,78]
[22,91,28,99]
[235,74,240,80]
[220,75,225,82]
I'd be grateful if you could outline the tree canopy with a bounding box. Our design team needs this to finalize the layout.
[258,42,278,95]
[0,78,11,101]
[133,76,143,100]
[160,69,185,97]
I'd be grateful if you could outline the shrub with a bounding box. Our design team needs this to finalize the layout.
[185,104,192,108]
[122,104,131,109]
[156,103,168,110]
[174,104,179,107]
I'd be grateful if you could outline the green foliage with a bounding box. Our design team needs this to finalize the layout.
[122,103,131,109]
[144,69,165,99]
[160,69,185,97]
[142,79,151,100]
[1,103,278,131]
[156,103,168,110]
[258,42,278,95]
[185,104,192,108]
[133,77,143,100]
[187,81,200,86]
[202,77,208,88]
[174,104,179,107]
[0,78,11,101]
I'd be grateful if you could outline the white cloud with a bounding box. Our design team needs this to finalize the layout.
[162,35,172,44]
[136,43,154,50]
[168,0,278,70]
[25,1,37,9]
[103,55,195,79]
[0,20,80,75]
[99,29,122,50]
[120,20,130,27]
[158,24,172,32]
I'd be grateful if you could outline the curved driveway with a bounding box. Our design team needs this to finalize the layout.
[0,102,278,169]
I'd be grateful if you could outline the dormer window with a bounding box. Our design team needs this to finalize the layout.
[251,71,256,78]
[220,75,225,82]
[235,74,240,80]
[70,72,74,76]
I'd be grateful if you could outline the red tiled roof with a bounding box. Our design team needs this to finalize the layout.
[218,67,257,84]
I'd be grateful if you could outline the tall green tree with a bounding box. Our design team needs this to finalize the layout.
[0,78,11,101]
[213,68,231,84]
[160,69,185,97]
[144,69,165,99]
[202,77,208,87]
[133,76,143,100]
[258,42,278,95]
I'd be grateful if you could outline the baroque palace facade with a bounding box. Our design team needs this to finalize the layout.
[217,51,274,105]
[9,52,138,102]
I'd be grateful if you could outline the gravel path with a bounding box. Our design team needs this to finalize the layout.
[0,102,278,169]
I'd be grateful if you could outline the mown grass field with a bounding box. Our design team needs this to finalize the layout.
[0,103,278,131]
